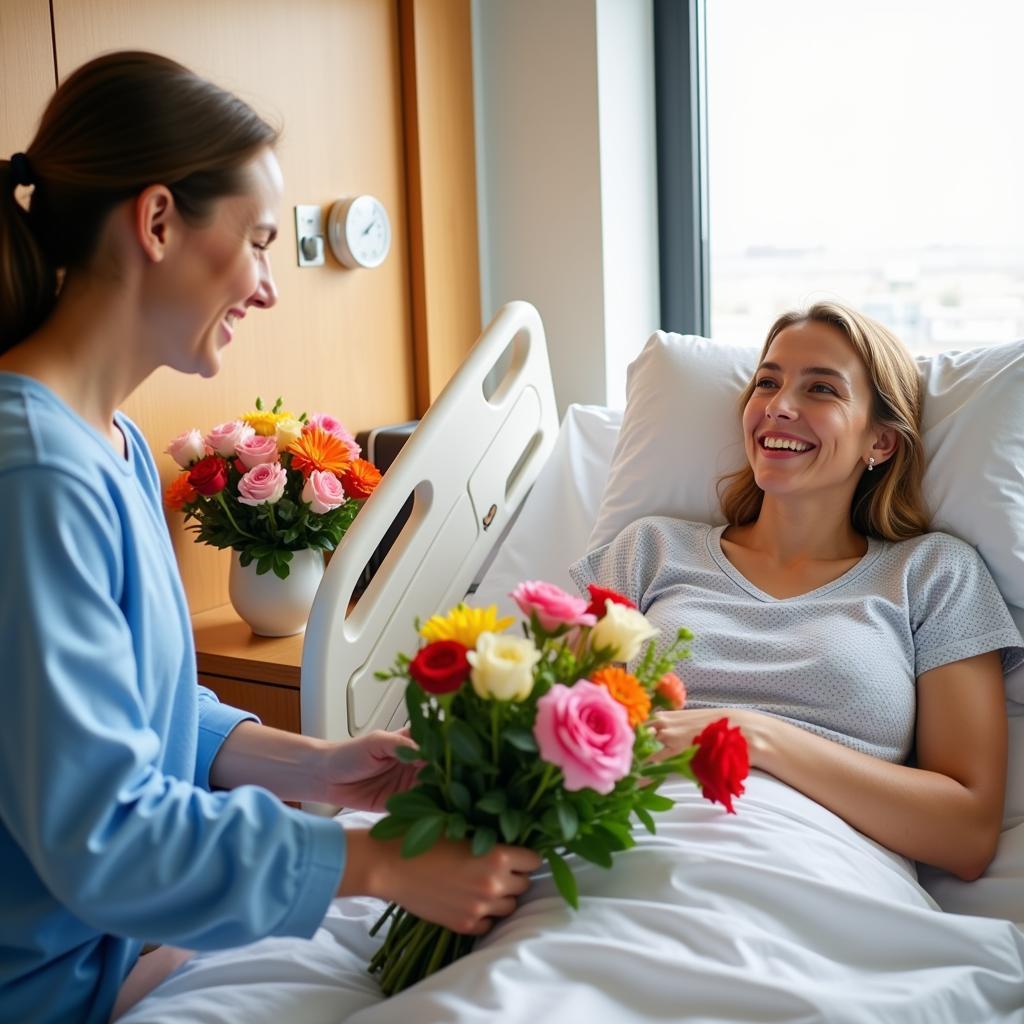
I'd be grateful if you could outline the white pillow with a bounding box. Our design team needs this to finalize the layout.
[589,333,1024,703]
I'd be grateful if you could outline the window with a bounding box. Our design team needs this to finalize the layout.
[704,0,1024,351]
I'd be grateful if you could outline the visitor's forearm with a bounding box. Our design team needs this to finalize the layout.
[208,721,328,802]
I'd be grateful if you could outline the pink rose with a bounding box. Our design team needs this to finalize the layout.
[205,419,255,458]
[306,413,360,459]
[235,435,280,470]
[533,681,634,794]
[301,469,346,514]
[511,580,597,632]
[237,462,288,506]
[165,428,206,468]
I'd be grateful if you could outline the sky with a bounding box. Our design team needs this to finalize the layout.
[706,0,1024,251]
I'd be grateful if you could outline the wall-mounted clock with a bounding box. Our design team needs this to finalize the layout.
[327,194,392,269]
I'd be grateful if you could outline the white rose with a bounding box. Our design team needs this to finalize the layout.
[466,632,541,702]
[588,602,658,662]
[275,416,304,452]
[165,428,206,468]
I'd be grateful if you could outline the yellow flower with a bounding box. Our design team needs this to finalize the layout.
[242,409,294,437]
[419,603,515,649]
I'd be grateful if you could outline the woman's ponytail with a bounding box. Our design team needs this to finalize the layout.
[0,154,58,353]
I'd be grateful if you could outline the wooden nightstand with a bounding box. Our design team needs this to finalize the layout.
[193,604,304,733]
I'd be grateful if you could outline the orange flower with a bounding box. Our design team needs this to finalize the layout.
[164,472,198,511]
[590,666,651,728]
[287,427,352,478]
[342,458,382,500]
[655,672,687,710]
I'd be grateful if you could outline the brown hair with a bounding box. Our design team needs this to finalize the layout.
[717,301,929,541]
[0,50,278,352]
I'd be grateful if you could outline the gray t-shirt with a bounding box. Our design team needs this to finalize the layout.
[569,517,1024,764]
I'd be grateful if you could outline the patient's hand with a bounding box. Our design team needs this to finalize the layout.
[315,729,420,811]
[650,708,764,768]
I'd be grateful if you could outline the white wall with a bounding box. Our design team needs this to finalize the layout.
[473,0,660,414]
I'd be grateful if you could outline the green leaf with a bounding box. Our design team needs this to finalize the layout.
[637,791,675,813]
[569,835,614,869]
[503,728,538,753]
[546,850,579,910]
[499,807,524,843]
[471,827,497,856]
[477,790,507,815]
[386,790,441,819]
[448,720,485,762]
[634,806,656,834]
[394,745,420,764]
[446,813,467,840]
[369,815,408,841]
[595,822,634,851]
[401,814,445,857]
[448,781,471,813]
[556,801,579,842]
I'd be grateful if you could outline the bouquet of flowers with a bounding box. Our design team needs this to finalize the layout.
[163,397,381,578]
[367,580,749,995]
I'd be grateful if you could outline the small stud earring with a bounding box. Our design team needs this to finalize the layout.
[867,457,875,472]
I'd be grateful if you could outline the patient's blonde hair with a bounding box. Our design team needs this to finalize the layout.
[717,302,929,541]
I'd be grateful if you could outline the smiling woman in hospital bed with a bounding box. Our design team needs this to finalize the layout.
[579,303,1022,885]
[0,52,538,1024]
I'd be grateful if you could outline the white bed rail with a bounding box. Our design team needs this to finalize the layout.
[301,301,558,743]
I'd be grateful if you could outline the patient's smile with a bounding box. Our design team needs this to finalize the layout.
[758,432,815,456]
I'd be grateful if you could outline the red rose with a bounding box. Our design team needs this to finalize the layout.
[187,455,230,496]
[586,584,636,619]
[691,718,749,814]
[408,640,471,695]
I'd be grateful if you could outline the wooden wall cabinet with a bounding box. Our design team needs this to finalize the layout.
[194,605,304,734]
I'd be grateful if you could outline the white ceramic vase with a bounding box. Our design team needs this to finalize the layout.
[228,548,326,637]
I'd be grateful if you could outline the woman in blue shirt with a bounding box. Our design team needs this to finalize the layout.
[0,51,538,1022]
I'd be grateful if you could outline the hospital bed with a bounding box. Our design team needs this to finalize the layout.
[122,302,1024,1023]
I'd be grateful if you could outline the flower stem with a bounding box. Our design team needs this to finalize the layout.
[525,762,556,813]
[491,701,501,765]
[214,492,258,541]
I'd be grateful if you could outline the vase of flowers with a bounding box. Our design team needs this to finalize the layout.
[366,580,749,995]
[164,397,381,636]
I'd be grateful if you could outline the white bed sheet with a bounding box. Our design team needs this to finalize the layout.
[121,774,1024,1023]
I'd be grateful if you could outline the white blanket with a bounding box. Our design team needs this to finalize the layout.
[120,773,1024,1023]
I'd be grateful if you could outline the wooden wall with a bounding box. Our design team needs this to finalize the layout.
[0,0,480,614]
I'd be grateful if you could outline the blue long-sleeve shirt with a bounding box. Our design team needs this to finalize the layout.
[0,375,346,1023]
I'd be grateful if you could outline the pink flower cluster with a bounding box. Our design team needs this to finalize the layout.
[164,411,357,513]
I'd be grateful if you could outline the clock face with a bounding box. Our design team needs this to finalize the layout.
[341,195,391,269]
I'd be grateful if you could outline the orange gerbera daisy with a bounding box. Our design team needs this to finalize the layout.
[287,427,352,478]
[163,472,198,511]
[342,458,382,500]
[590,666,651,728]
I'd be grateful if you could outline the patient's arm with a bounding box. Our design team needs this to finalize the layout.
[652,650,1007,881]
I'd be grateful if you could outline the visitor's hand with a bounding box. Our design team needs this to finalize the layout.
[316,729,421,811]
[649,707,765,767]
[340,830,541,934]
